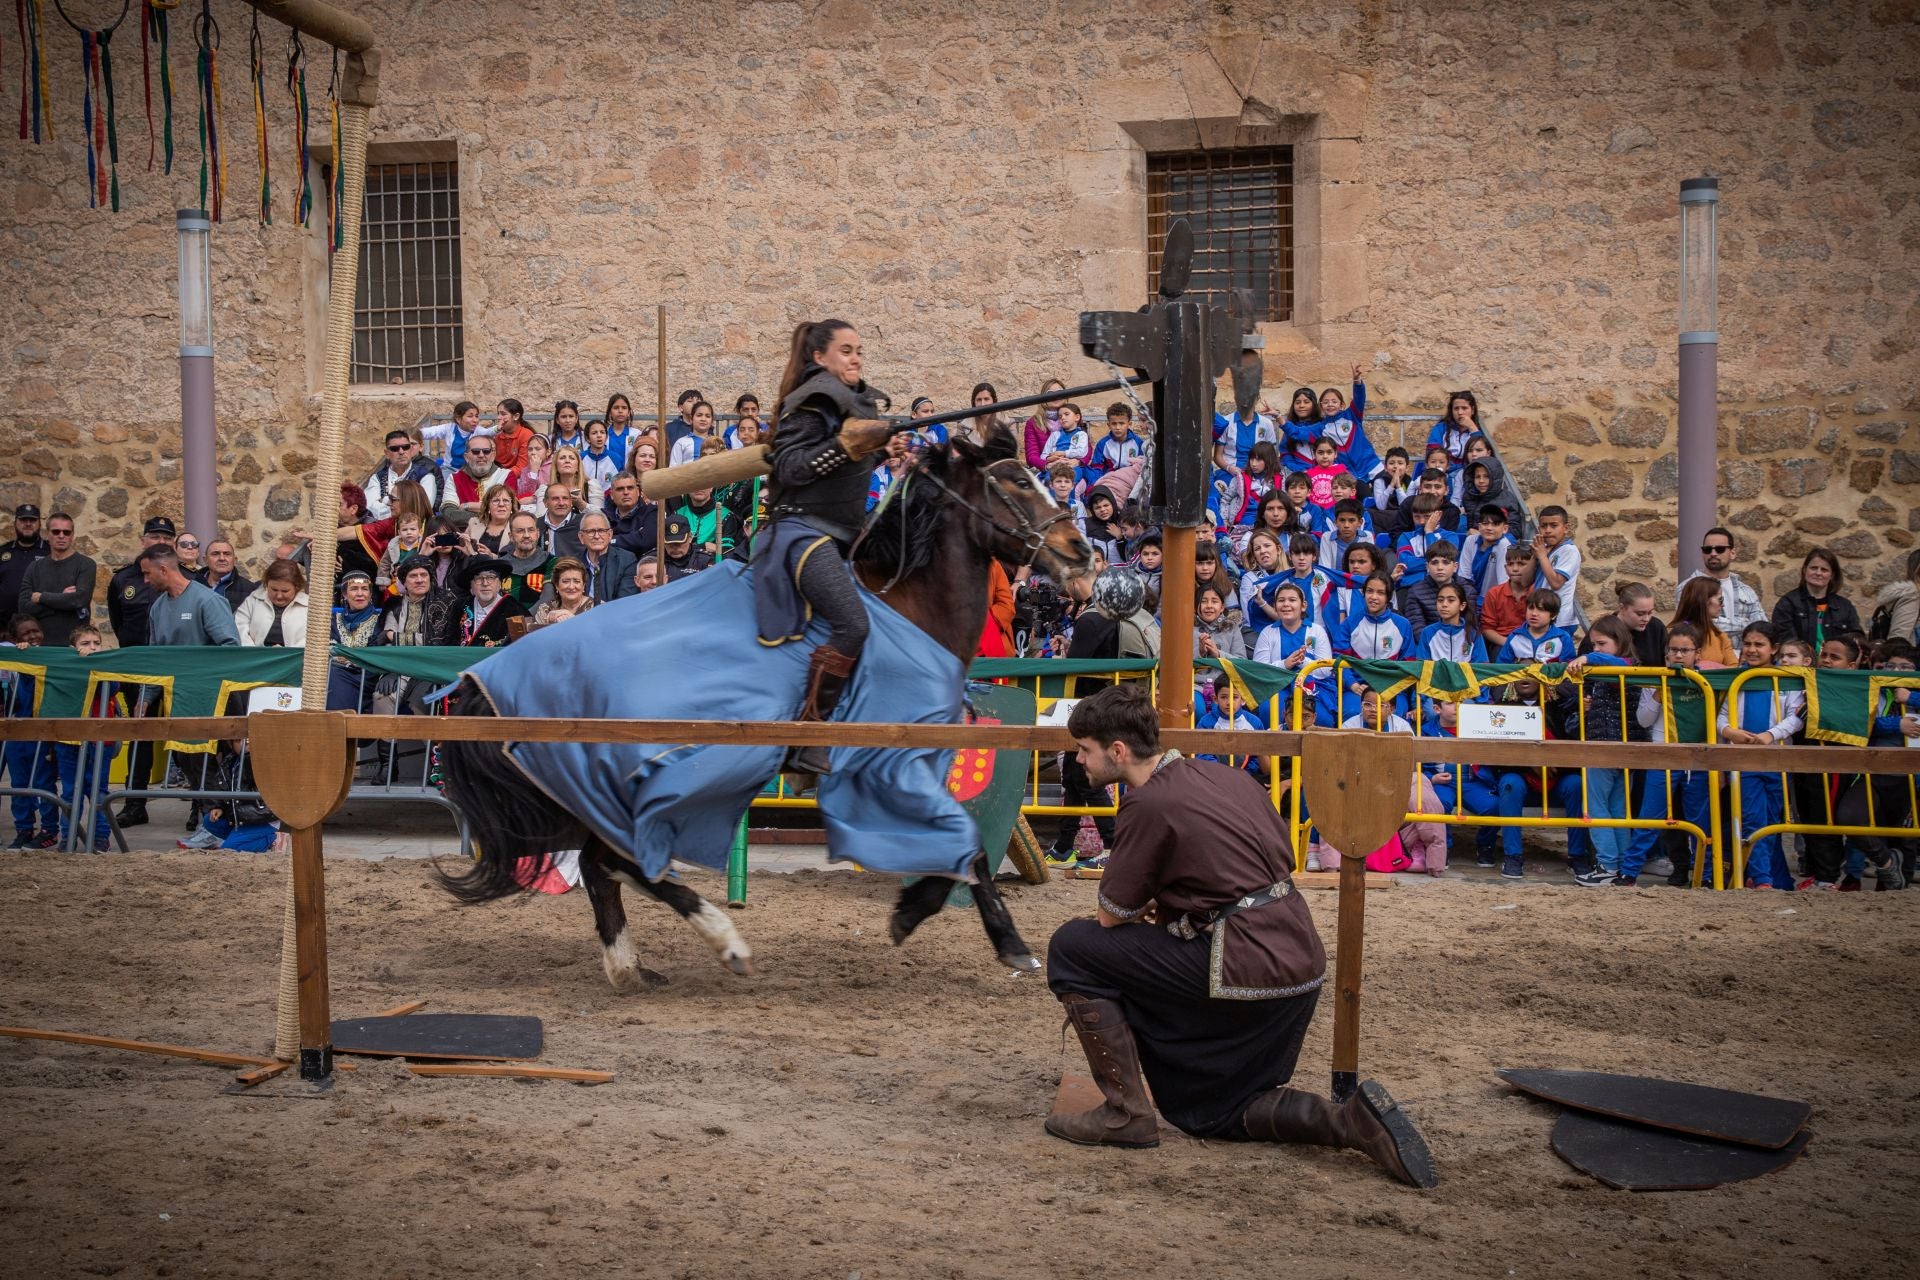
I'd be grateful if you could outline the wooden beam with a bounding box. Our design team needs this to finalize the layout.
[290,826,333,1077]
[406,1064,614,1084]
[1157,525,1196,729]
[0,1025,280,1069]
[0,717,244,742]
[242,1,376,53]
[367,1000,427,1019]
[233,1061,291,1087]
[7,714,1917,776]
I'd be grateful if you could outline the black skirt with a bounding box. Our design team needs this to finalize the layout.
[1047,916,1319,1139]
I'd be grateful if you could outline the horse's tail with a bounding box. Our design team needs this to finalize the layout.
[436,678,591,905]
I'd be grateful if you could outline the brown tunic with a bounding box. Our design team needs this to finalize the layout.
[1097,753,1327,998]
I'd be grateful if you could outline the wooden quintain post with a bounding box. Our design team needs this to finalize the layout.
[248,0,380,1078]
[1299,729,1413,1102]
[1078,219,1255,728]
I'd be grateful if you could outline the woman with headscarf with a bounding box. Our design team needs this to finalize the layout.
[326,570,384,713]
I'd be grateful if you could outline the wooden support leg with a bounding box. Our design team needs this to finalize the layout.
[1332,852,1365,1103]
[1157,523,1196,729]
[291,824,332,1081]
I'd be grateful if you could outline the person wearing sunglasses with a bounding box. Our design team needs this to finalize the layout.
[1678,525,1767,638]
[363,428,452,518]
[173,534,206,583]
[17,511,97,646]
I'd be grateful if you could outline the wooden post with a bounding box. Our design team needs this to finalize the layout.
[1297,729,1412,1102]
[251,712,355,1081]
[1157,524,1196,728]
[656,304,669,569]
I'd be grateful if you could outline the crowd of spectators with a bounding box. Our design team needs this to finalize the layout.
[4,377,1919,887]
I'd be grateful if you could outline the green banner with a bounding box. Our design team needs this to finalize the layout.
[5,648,1916,750]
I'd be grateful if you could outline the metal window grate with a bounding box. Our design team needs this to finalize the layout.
[351,161,465,385]
[1146,148,1293,323]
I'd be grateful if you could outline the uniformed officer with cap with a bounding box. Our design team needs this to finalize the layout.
[0,503,49,634]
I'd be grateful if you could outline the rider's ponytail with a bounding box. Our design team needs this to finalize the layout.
[772,318,853,437]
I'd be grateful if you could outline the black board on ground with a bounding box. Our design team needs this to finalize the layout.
[1550,1109,1813,1192]
[330,1013,543,1062]
[1497,1068,1810,1149]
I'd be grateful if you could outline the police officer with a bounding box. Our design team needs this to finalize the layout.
[106,516,179,828]
[0,503,49,635]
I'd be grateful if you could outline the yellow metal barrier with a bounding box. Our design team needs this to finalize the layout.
[1727,666,1920,886]
[1283,660,1722,883]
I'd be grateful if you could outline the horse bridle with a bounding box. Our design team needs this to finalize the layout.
[919,457,1080,569]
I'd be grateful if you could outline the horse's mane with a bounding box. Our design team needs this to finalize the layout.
[852,451,950,582]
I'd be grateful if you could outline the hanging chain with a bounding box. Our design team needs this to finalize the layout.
[1102,359,1156,432]
[1102,359,1156,507]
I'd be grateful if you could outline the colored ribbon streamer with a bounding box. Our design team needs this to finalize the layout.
[18,0,52,142]
[147,0,173,173]
[248,8,268,224]
[285,29,311,227]
[193,0,221,221]
[77,22,118,209]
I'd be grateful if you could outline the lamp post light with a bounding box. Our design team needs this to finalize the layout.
[177,208,217,547]
[1676,178,1719,581]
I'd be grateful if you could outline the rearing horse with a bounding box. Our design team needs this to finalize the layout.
[436,424,1094,990]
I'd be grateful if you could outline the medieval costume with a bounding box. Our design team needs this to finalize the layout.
[1045,750,1435,1186]
[455,557,526,648]
[756,362,892,773]
[326,571,384,713]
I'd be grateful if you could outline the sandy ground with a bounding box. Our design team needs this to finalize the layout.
[0,849,1915,1279]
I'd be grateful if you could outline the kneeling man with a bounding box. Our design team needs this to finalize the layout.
[1044,683,1435,1186]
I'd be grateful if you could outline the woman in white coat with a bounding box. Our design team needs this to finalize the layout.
[235,559,311,647]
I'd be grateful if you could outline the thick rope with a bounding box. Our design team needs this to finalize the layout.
[275,90,369,1062]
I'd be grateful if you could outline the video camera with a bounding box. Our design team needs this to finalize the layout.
[1013,576,1072,656]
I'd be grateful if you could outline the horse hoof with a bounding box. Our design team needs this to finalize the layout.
[1001,951,1042,974]
[723,954,756,977]
[640,967,670,988]
[889,915,913,946]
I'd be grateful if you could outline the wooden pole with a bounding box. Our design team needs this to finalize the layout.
[656,304,669,569]
[1296,730,1412,1104]
[290,826,333,1079]
[1157,524,1196,728]
[253,712,355,1081]
[1330,852,1366,1102]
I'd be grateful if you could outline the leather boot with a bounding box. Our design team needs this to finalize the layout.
[784,645,858,777]
[1241,1080,1437,1188]
[118,800,150,829]
[1043,995,1159,1148]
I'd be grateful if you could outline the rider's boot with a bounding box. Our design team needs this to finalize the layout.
[785,644,858,776]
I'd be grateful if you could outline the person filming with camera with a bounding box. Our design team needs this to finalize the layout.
[1045,568,1161,871]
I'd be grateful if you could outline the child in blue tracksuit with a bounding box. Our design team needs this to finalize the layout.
[1317,371,1381,480]
[1316,500,1370,571]
[56,626,121,852]
[3,616,59,849]
[1496,591,1578,664]
[1415,583,1488,664]
[1564,618,1635,883]
[1459,506,1517,600]
[1392,495,1450,585]
[1328,574,1417,727]
[1421,698,1505,866]
[1717,622,1806,889]
[1627,622,1715,887]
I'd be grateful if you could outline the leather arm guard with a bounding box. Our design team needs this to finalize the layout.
[836,417,901,460]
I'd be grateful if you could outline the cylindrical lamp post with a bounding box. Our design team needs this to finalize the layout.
[177,209,218,545]
[1676,178,1719,581]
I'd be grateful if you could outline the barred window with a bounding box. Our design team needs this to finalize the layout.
[351,160,465,385]
[1146,148,1293,323]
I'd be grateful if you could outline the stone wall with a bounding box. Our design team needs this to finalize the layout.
[2,0,1916,630]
